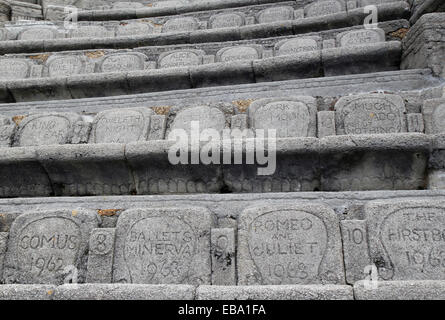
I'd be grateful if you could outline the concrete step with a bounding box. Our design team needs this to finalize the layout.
[0,2,410,54]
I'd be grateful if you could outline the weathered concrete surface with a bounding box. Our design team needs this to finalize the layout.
[354,280,445,300]
[365,199,445,281]
[0,2,410,55]
[0,285,55,300]
[211,228,236,286]
[3,209,99,284]
[410,0,445,23]
[238,203,345,285]
[113,207,212,285]
[402,13,445,78]
[0,69,438,114]
[0,191,444,227]
[0,41,402,102]
[53,284,195,300]
[196,284,353,300]
[0,134,434,197]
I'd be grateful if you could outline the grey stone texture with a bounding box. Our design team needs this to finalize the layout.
[410,0,445,23]
[340,220,371,284]
[354,280,445,299]
[336,28,385,47]
[0,2,409,55]
[0,0,443,302]
[86,228,116,283]
[113,207,212,284]
[3,209,99,284]
[238,203,345,285]
[89,107,153,144]
[13,112,88,147]
[53,283,195,300]
[0,69,437,115]
[196,284,354,300]
[422,98,445,134]
[317,111,336,138]
[335,93,407,135]
[0,231,8,280]
[365,199,445,281]
[0,41,403,101]
[211,228,236,285]
[0,132,435,197]
[247,96,317,138]
[304,0,346,18]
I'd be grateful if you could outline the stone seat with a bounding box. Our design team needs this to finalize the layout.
[0,133,432,197]
[0,68,437,112]
[1,41,401,101]
[2,281,445,300]
[0,1,409,54]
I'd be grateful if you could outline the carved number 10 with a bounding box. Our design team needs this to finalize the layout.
[346,228,364,244]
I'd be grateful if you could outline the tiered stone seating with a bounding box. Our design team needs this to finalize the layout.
[0,0,444,300]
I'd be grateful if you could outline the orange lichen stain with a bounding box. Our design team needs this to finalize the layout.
[12,115,25,125]
[71,210,78,217]
[232,99,254,113]
[141,19,162,27]
[28,54,50,62]
[390,28,409,40]
[152,106,171,115]
[47,290,54,296]
[85,51,105,59]
[97,209,123,217]
[370,113,375,118]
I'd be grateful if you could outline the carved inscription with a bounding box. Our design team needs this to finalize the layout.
[250,100,314,138]
[276,38,318,56]
[257,6,294,24]
[18,115,71,146]
[113,208,211,284]
[338,29,384,47]
[123,216,195,283]
[246,209,327,284]
[367,201,445,280]
[15,217,81,283]
[0,28,6,41]
[336,95,406,135]
[0,59,30,79]
[162,17,199,33]
[4,210,98,284]
[112,2,144,9]
[0,116,15,147]
[159,51,201,68]
[305,0,344,17]
[91,109,152,144]
[46,56,84,77]
[210,13,244,29]
[116,23,154,37]
[89,229,114,256]
[238,205,345,285]
[217,46,259,63]
[100,54,144,73]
